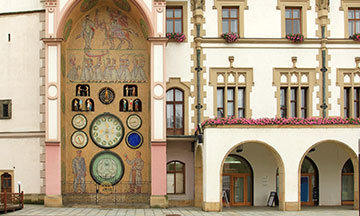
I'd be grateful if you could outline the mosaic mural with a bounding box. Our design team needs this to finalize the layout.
[66,6,148,83]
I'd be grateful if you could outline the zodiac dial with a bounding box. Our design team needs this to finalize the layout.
[72,114,87,130]
[71,131,88,148]
[126,114,142,130]
[90,113,124,149]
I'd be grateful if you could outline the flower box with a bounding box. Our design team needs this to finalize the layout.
[286,33,304,42]
[221,32,240,43]
[166,32,186,42]
[349,34,360,41]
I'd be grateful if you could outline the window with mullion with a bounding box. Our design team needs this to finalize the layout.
[227,87,235,117]
[349,8,360,36]
[301,87,307,118]
[280,87,287,118]
[167,161,185,194]
[166,88,184,135]
[354,87,360,118]
[290,88,297,117]
[344,87,350,118]
[285,8,301,34]
[217,87,225,117]
[166,7,183,33]
[238,87,245,118]
[222,7,239,33]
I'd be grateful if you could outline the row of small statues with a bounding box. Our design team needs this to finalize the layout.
[120,99,142,112]
[73,98,94,111]
[74,85,138,97]
[72,98,142,112]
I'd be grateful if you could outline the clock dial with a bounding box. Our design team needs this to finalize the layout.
[71,131,88,148]
[99,87,115,105]
[90,151,124,185]
[72,114,87,130]
[125,131,143,149]
[90,113,124,149]
[126,114,142,130]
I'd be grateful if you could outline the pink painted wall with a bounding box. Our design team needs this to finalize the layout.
[45,143,61,195]
[167,141,194,200]
[151,143,167,195]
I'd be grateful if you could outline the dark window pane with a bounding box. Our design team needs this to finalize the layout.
[3,104,9,118]
[166,104,174,128]
[175,104,183,128]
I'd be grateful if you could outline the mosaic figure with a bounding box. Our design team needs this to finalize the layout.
[111,58,118,81]
[72,150,86,193]
[67,56,79,81]
[118,55,131,81]
[107,7,138,50]
[76,11,98,49]
[132,55,147,82]
[80,59,91,81]
[103,58,112,81]
[124,151,144,193]
[93,59,102,81]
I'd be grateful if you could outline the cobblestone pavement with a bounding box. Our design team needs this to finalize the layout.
[5,205,358,216]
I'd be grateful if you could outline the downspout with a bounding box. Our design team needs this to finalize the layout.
[195,24,203,126]
[320,26,328,117]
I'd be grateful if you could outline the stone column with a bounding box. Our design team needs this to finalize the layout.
[43,0,62,207]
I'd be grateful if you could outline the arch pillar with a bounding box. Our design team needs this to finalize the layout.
[149,1,168,208]
[194,145,203,208]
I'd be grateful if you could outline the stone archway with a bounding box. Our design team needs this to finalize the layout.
[218,141,285,211]
[298,140,358,210]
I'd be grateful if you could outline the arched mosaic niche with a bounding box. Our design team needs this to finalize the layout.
[60,0,151,195]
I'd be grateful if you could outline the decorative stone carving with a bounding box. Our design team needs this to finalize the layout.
[316,0,329,10]
[191,0,205,11]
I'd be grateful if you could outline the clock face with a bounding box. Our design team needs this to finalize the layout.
[125,131,143,149]
[71,131,88,148]
[99,87,115,105]
[126,114,142,130]
[90,113,124,149]
[90,151,124,185]
[72,114,87,130]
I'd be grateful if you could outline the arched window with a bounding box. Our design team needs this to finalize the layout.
[167,161,185,194]
[166,88,184,135]
[342,159,354,205]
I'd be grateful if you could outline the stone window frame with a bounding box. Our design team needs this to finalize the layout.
[213,0,248,38]
[340,0,360,38]
[273,66,316,118]
[277,0,311,38]
[166,78,191,135]
[0,99,12,119]
[210,67,253,118]
[166,1,189,42]
[336,61,360,118]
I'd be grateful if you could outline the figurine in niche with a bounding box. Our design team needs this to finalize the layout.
[79,99,83,111]
[134,99,141,112]
[73,99,80,111]
[128,86,132,96]
[85,85,90,96]
[77,86,81,96]
[132,86,136,96]
[120,99,128,111]
[129,99,133,111]
[86,99,93,111]
[125,86,129,96]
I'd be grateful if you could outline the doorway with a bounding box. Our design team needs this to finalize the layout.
[300,157,318,206]
[1,173,12,193]
[222,155,252,206]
